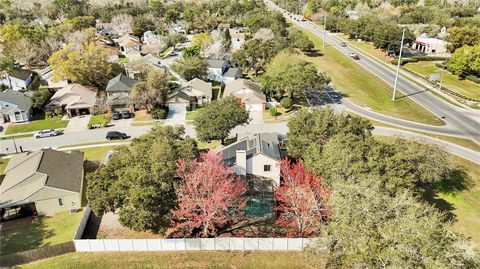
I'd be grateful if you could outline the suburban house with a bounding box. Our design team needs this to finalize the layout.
[117,34,141,56]
[223,67,243,82]
[412,34,448,55]
[224,79,266,112]
[105,74,138,112]
[0,90,32,124]
[167,78,213,112]
[207,59,229,82]
[143,30,162,45]
[39,66,69,90]
[218,133,282,185]
[49,84,98,117]
[0,68,34,91]
[0,149,84,216]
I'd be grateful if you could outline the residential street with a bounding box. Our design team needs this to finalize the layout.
[265,0,480,145]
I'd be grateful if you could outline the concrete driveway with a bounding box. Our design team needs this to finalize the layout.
[165,107,186,126]
[64,115,91,133]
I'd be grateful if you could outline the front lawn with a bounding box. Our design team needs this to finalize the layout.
[186,107,204,121]
[0,209,84,255]
[77,146,119,161]
[88,114,111,128]
[404,61,480,101]
[300,29,444,126]
[20,251,313,269]
[133,110,152,121]
[5,117,69,135]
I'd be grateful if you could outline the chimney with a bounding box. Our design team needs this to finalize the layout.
[235,149,247,176]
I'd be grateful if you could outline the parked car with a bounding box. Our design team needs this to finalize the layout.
[112,112,121,120]
[35,129,60,139]
[170,52,178,56]
[340,42,347,47]
[348,52,360,60]
[121,111,135,119]
[106,131,128,140]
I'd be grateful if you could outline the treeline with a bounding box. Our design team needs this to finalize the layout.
[287,108,480,268]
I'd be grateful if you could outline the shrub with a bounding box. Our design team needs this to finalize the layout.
[87,123,93,129]
[54,107,62,116]
[391,58,418,65]
[280,97,293,109]
[45,111,52,118]
[102,114,112,127]
[151,106,168,119]
[466,75,480,84]
[269,106,277,116]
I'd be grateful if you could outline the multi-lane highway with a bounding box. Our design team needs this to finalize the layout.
[265,0,480,144]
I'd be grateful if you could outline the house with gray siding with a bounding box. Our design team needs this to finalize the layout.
[0,90,32,124]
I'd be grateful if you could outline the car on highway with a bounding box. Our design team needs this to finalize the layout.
[348,52,360,60]
[106,131,128,140]
[340,42,347,47]
[35,129,60,139]
[112,112,121,120]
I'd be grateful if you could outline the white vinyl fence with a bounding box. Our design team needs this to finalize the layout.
[74,238,313,252]
[74,207,91,239]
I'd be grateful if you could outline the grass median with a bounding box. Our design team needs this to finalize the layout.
[301,29,443,126]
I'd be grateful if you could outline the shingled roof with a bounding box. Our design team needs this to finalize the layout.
[106,74,137,93]
[0,90,32,113]
[219,133,281,166]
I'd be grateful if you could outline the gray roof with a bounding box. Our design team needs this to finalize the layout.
[106,92,132,106]
[220,133,281,166]
[207,59,228,69]
[0,90,32,113]
[10,68,32,80]
[106,74,138,93]
[223,67,243,78]
[38,149,84,192]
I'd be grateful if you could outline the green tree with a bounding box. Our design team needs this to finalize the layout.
[130,69,170,112]
[192,32,213,49]
[193,96,250,144]
[261,51,329,100]
[132,15,155,37]
[86,125,198,233]
[50,0,89,19]
[31,89,53,110]
[233,39,280,75]
[447,45,480,77]
[171,56,208,81]
[446,27,480,53]
[286,108,372,158]
[182,46,201,58]
[288,28,314,51]
[164,33,188,49]
[305,179,480,268]
[48,42,120,88]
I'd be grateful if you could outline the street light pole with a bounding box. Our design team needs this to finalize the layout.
[323,12,327,49]
[392,28,406,101]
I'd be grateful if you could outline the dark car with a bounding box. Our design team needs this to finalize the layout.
[112,112,121,120]
[121,111,135,119]
[106,131,128,140]
[340,42,347,47]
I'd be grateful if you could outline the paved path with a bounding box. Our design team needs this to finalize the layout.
[64,115,91,133]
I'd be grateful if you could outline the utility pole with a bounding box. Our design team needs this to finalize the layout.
[392,28,406,101]
[323,12,327,48]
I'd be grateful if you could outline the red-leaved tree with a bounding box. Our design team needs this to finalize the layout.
[275,159,330,237]
[172,151,247,237]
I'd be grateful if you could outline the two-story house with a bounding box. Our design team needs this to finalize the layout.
[218,133,282,186]
[1,68,34,91]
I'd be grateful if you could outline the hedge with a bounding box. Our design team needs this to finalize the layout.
[391,56,450,66]
[466,75,480,84]
[151,106,169,119]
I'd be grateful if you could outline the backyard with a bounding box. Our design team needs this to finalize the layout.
[300,29,444,126]
[20,251,313,269]
[0,209,84,255]
[5,117,69,135]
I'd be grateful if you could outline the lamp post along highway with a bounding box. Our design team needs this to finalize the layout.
[323,12,327,48]
[392,28,406,101]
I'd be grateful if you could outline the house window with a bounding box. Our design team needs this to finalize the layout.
[264,165,271,172]
[58,198,64,206]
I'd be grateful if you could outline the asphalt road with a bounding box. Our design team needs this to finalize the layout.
[265,0,480,144]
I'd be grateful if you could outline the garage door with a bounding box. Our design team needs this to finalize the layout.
[168,103,187,112]
[244,103,263,111]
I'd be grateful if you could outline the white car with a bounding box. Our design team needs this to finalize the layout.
[348,52,360,60]
[35,129,59,139]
